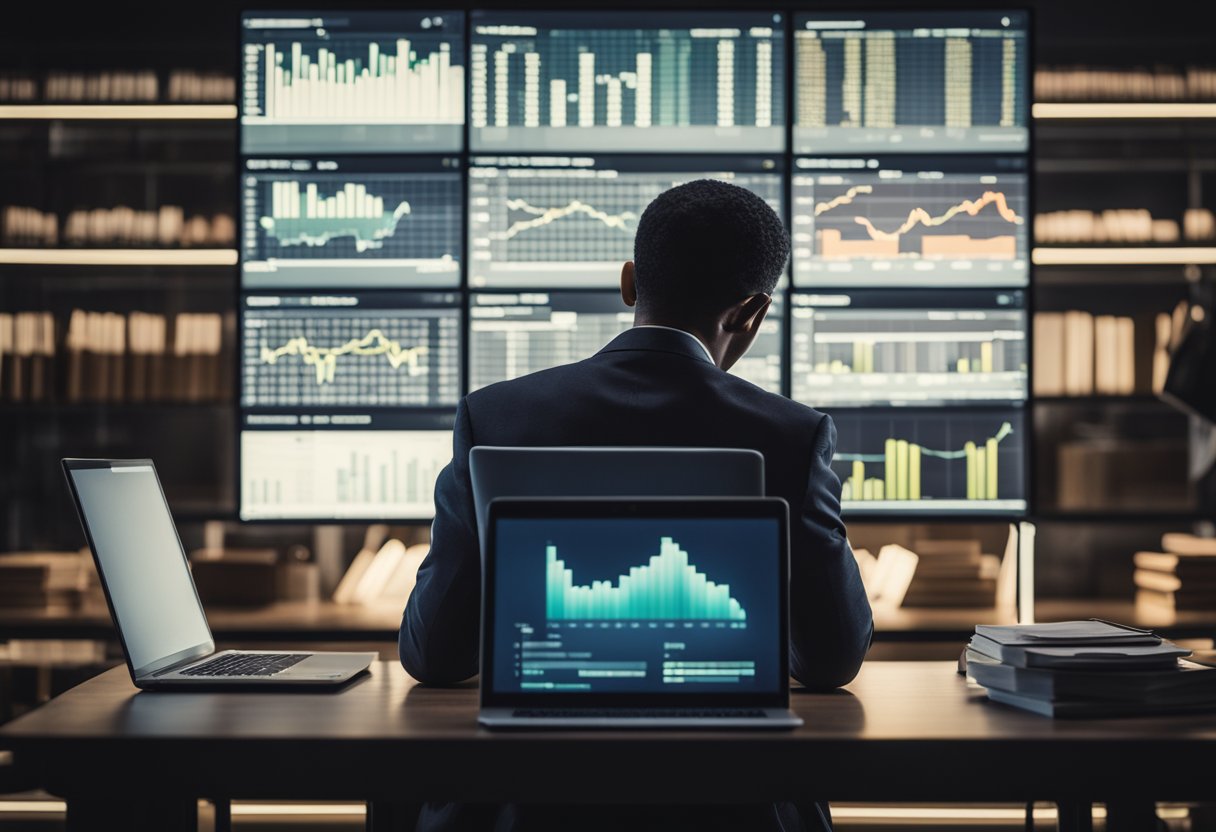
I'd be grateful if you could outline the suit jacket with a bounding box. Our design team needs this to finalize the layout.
[400,326,874,690]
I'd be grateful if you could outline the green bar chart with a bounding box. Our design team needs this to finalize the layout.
[545,537,747,621]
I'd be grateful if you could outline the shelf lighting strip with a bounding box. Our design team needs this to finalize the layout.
[1034,102,1216,119]
[0,104,237,120]
[0,249,238,266]
[0,800,1191,822]
[1033,247,1216,266]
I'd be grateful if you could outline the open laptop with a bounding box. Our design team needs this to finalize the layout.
[479,497,801,729]
[62,459,374,689]
[468,446,765,547]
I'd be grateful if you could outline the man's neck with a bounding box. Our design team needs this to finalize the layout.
[631,316,719,366]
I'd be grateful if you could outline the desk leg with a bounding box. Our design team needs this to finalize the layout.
[1105,801,1160,832]
[66,797,197,832]
[367,800,420,832]
[213,798,232,832]
[1056,801,1093,832]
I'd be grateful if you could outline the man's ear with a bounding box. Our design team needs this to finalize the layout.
[620,261,637,308]
[723,293,772,334]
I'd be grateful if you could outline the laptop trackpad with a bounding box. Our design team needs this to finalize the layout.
[283,653,371,677]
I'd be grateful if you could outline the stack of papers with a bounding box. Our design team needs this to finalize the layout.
[965,620,1216,717]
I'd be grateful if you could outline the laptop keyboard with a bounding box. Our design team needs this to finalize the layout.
[512,708,769,719]
[180,653,311,677]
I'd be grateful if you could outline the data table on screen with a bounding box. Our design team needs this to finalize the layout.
[241,292,461,409]
[239,413,454,521]
[469,291,783,395]
[825,407,1027,515]
[241,11,465,154]
[792,156,1029,288]
[470,11,785,152]
[791,289,1027,407]
[241,157,463,289]
[468,155,784,289]
[793,10,1028,154]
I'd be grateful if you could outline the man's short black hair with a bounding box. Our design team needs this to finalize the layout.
[632,178,789,316]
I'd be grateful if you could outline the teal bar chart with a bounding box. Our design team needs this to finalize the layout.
[545,537,747,621]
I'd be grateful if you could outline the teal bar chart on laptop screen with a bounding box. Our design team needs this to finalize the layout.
[493,518,781,694]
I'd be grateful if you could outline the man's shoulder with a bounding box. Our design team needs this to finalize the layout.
[711,370,831,431]
[466,355,831,431]
[466,358,597,406]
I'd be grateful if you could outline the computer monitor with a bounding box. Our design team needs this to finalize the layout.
[240,156,463,290]
[827,407,1027,516]
[791,289,1028,407]
[469,10,786,153]
[469,447,765,547]
[792,10,1029,154]
[469,291,784,395]
[467,154,785,289]
[240,413,453,522]
[240,10,466,154]
[791,155,1029,288]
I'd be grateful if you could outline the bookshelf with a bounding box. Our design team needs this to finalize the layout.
[1,1,1215,677]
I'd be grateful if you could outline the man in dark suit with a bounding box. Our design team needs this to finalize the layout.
[400,179,873,831]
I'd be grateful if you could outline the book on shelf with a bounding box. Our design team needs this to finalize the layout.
[0,551,89,609]
[1034,311,1135,396]
[0,312,55,402]
[1,309,232,404]
[1131,534,1216,612]
[855,531,1016,611]
[332,525,428,606]
[2,204,235,248]
[1162,533,1216,556]
[1056,440,1189,511]
[1034,65,1216,102]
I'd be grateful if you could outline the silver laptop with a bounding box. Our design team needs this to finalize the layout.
[62,459,374,689]
[469,446,765,547]
[478,497,802,729]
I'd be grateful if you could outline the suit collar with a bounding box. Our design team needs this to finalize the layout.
[597,326,716,366]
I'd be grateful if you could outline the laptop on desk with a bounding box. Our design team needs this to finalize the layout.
[479,497,802,729]
[62,459,374,689]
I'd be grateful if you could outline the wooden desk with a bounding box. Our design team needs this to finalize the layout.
[3,661,1215,831]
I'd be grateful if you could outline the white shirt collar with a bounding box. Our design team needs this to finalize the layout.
[632,324,715,364]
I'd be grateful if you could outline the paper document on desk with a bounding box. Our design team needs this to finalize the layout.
[985,687,1216,718]
[966,650,1216,704]
[968,635,1190,669]
[975,620,1160,646]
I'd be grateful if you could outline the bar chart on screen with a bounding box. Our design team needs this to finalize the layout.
[545,537,747,622]
[241,11,465,152]
[793,10,1028,153]
[828,408,1026,514]
[792,159,1029,287]
[239,427,452,521]
[791,290,1027,406]
[242,159,462,288]
[470,10,785,151]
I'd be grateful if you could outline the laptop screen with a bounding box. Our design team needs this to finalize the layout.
[66,463,212,675]
[486,505,786,701]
